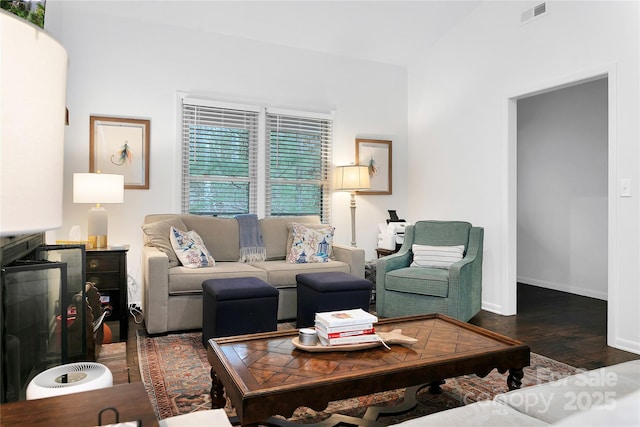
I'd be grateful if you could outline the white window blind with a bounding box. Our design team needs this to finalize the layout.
[265,111,332,223]
[181,100,259,217]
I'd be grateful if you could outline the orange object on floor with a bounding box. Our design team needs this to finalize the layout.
[103,323,112,344]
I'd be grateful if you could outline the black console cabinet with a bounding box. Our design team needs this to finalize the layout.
[86,246,129,342]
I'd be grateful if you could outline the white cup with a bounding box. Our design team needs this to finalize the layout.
[299,328,318,345]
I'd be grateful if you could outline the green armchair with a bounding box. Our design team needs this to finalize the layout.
[376,221,483,322]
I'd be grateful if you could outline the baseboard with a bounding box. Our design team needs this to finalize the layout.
[481,301,503,315]
[612,336,640,356]
[517,276,608,301]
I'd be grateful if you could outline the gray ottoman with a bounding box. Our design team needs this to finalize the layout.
[202,277,279,345]
[296,272,373,327]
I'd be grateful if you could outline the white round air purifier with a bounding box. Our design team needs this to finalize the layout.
[26,362,113,400]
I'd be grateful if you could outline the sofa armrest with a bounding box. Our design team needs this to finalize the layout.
[141,245,170,334]
[333,244,366,278]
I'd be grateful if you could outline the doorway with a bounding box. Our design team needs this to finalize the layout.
[505,66,618,346]
[516,78,608,300]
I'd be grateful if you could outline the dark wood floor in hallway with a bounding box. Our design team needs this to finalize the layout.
[123,283,639,384]
[469,283,639,370]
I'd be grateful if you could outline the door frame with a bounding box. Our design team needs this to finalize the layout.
[504,64,617,345]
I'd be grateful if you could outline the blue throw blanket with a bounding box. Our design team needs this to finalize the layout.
[236,214,267,263]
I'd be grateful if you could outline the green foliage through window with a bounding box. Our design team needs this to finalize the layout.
[1,0,46,28]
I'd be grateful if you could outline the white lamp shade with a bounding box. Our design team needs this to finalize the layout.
[73,173,124,204]
[334,165,371,191]
[0,11,68,236]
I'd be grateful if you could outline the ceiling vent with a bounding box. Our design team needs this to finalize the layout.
[521,2,548,23]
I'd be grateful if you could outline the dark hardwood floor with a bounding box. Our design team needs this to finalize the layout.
[122,283,638,383]
[469,283,639,370]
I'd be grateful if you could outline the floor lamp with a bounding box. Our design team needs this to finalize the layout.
[334,165,371,247]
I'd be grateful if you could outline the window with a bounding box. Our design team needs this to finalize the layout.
[181,99,259,216]
[181,98,332,222]
[265,110,332,220]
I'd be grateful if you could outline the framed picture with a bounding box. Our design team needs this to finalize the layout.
[355,138,392,195]
[90,115,150,189]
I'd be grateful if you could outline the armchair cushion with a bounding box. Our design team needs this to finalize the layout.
[385,267,449,298]
[414,221,471,247]
[410,244,465,268]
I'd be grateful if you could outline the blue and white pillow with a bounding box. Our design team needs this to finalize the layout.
[286,222,334,264]
[169,226,215,268]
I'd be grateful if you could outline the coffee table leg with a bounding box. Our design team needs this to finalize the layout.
[210,367,227,409]
[507,368,524,390]
[428,379,445,394]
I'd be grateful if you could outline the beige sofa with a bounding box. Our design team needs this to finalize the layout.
[141,214,365,334]
[392,359,640,426]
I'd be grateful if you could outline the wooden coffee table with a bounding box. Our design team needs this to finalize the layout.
[207,313,530,426]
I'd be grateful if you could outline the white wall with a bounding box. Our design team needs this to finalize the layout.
[44,1,408,304]
[517,78,608,300]
[408,1,639,353]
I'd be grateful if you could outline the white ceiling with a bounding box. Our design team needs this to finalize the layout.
[73,1,484,67]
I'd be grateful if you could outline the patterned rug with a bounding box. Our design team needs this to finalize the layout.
[137,330,578,425]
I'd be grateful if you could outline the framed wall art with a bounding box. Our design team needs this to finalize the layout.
[355,138,392,195]
[90,115,150,189]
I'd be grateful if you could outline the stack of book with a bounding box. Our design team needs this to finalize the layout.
[315,308,379,346]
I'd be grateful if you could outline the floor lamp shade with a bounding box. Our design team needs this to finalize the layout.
[334,165,370,247]
[334,165,370,192]
[0,11,68,236]
[73,173,124,248]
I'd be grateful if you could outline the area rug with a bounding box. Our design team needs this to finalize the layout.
[137,330,578,424]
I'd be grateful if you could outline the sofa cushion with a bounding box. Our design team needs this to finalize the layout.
[410,244,464,269]
[260,215,320,260]
[169,227,215,268]
[252,260,350,287]
[167,263,267,294]
[141,217,188,268]
[159,409,232,427]
[553,388,640,426]
[389,400,548,427]
[496,359,640,425]
[385,267,449,298]
[286,222,335,263]
[180,215,240,262]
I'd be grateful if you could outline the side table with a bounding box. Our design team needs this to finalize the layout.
[86,246,129,342]
[375,246,400,258]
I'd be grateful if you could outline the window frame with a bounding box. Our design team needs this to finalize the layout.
[265,107,333,222]
[180,96,333,222]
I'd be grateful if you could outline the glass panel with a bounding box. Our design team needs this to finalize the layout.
[269,183,323,217]
[35,245,87,361]
[187,181,250,217]
[1,261,67,402]
[182,102,258,216]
